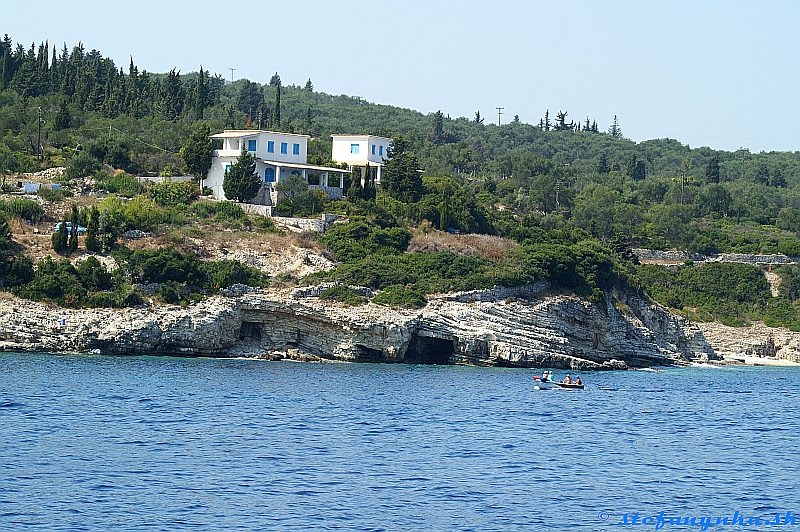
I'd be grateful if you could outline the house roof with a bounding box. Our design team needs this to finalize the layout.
[211,129,311,139]
[331,134,392,142]
[257,159,349,173]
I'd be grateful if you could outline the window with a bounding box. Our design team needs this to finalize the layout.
[247,139,257,152]
[372,144,376,155]
[351,143,360,154]
[225,164,231,175]
[293,143,300,155]
[267,141,275,153]
[281,142,288,154]
[379,145,384,157]
[265,168,275,182]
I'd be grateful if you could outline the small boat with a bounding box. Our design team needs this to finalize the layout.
[555,382,585,390]
[532,371,558,390]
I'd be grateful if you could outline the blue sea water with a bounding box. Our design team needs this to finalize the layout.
[1,353,799,531]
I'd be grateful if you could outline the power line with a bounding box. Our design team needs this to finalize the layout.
[228,67,236,83]
[496,106,504,126]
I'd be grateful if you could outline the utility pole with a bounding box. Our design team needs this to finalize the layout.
[37,106,42,162]
[496,106,504,126]
[739,147,748,179]
[228,67,236,83]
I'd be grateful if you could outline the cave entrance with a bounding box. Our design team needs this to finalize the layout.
[239,321,262,340]
[408,335,455,365]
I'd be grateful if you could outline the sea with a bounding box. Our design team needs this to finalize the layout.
[1,352,799,531]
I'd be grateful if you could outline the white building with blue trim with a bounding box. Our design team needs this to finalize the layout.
[203,130,349,205]
[331,134,392,183]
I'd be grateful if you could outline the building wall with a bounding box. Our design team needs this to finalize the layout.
[204,156,237,200]
[332,135,391,166]
[215,132,309,165]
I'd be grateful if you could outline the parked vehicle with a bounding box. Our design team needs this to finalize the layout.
[53,222,87,234]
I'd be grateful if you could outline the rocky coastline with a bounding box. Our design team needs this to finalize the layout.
[0,283,719,370]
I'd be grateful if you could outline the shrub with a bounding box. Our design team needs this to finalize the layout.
[0,198,45,223]
[149,181,197,207]
[38,187,71,203]
[373,285,427,309]
[94,171,143,196]
[319,284,367,306]
[65,152,100,179]
[3,254,34,287]
[203,259,267,290]
[318,218,412,262]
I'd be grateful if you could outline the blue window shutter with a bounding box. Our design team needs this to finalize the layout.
[267,141,274,153]
[379,145,383,156]
[281,142,288,154]
[248,139,257,152]
[372,144,375,155]
[351,143,359,154]
[225,164,231,174]
[293,143,300,155]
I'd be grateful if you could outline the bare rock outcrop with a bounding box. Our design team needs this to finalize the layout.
[0,286,716,369]
[697,321,800,363]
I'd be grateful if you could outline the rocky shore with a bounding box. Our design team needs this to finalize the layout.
[0,284,717,370]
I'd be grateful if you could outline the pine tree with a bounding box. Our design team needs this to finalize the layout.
[596,153,610,174]
[180,123,213,181]
[474,110,483,124]
[304,78,313,91]
[609,115,622,138]
[54,98,70,130]
[98,210,116,253]
[704,156,720,184]
[381,137,422,203]
[223,149,261,202]
[543,110,551,131]
[428,110,445,145]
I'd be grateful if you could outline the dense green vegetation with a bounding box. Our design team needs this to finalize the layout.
[310,220,626,307]
[2,34,800,255]
[637,263,800,329]
[3,35,800,321]
[9,247,267,307]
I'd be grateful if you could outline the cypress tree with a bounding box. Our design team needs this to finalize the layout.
[68,204,79,252]
[346,167,363,202]
[273,82,281,128]
[52,219,68,253]
[85,206,100,252]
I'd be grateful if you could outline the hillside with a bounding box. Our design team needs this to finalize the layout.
[3,35,800,338]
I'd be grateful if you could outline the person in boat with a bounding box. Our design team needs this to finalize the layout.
[574,376,582,386]
[562,374,573,384]
[543,371,552,382]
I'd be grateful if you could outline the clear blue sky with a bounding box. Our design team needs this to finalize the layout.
[5,0,799,152]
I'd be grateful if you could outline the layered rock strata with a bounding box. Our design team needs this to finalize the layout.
[0,285,716,369]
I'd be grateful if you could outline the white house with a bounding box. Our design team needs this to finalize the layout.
[203,130,349,206]
[331,134,392,183]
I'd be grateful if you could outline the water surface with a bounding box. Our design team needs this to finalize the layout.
[1,353,798,530]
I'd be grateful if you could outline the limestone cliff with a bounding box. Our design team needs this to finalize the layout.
[0,284,715,369]
[697,321,800,363]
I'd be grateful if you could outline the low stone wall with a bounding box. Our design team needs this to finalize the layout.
[708,253,795,265]
[239,203,273,217]
[309,185,343,200]
[633,248,798,266]
[272,214,339,233]
[631,249,704,262]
